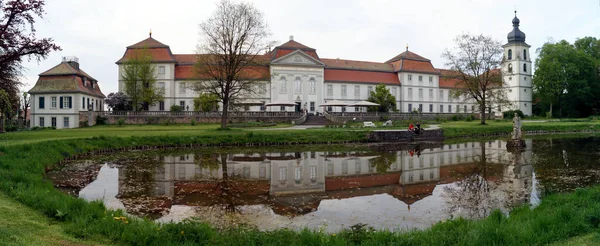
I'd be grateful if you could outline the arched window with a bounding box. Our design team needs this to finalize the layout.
[508,64,513,73]
[508,49,512,60]
[523,49,527,60]
[523,63,527,72]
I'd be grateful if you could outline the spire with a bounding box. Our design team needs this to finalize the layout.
[149,29,152,38]
[406,43,409,51]
[507,11,526,44]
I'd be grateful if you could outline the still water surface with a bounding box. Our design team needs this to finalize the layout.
[48,137,600,232]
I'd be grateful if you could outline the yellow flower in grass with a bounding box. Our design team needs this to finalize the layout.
[180,231,185,235]
[114,217,121,220]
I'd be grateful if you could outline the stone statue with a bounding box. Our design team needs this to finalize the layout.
[512,113,522,140]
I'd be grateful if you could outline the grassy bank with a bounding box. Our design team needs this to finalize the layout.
[441,120,600,138]
[1,132,600,245]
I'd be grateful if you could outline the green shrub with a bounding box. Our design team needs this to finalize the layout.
[117,118,125,126]
[190,119,196,126]
[95,116,107,125]
[503,110,525,119]
[465,114,476,122]
[170,105,183,112]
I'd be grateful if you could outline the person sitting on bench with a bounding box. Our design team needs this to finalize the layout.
[414,121,422,134]
[408,123,415,132]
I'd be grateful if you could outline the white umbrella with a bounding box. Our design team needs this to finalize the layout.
[350,101,380,107]
[265,100,297,107]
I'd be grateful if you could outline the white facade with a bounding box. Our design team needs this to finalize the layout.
[30,93,103,129]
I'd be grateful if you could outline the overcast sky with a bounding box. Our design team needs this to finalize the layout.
[20,0,600,94]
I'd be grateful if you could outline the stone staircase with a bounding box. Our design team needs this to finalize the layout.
[302,115,330,125]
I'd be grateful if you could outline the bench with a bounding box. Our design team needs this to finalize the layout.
[363,121,376,127]
[382,120,393,126]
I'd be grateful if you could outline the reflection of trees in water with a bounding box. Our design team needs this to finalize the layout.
[442,142,505,219]
[533,137,600,194]
[119,153,165,198]
[369,151,397,173]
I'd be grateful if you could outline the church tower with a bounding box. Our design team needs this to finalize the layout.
[503,11,532,116]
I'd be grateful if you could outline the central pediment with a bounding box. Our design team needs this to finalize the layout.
[271,50,325,67]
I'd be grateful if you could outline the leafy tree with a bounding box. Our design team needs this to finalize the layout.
[105,92,131,111]
[194,0,272,129]
[121,48,163,111]
[0,0,61,114]
[368,151,397,173]
[367,84,397,112]
[193,93,219,112]
[0,89,12,133]
[442,34,506,124]
[533,40,598,117]
[19,91,29,118]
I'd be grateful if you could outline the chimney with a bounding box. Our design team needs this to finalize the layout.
[62,56,80,70]
[289,35,294,41]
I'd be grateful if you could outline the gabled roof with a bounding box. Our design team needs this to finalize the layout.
[29,75,105,98]
[386,50,430,63]
[39,62,97,81]
[269,39,320,61]
[271,50,325,66]
[126,37,169,49]
[276,40,315,50]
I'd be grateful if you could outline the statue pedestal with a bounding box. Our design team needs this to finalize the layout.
[506,139,526,152]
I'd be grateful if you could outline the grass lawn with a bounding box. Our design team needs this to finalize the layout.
[0,192,108,246]
[440,120,600,137]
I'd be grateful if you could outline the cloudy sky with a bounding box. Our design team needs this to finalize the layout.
[20,0,600,94]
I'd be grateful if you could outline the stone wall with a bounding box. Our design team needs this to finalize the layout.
[94,115,298,125]
[367,129,444,142]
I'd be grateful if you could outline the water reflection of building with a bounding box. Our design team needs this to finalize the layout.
[115,139,534,217]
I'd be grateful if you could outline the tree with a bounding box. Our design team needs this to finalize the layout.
[367,84,397,112]
[0,0,61,113]
[193,93,219,112]
[104,92,131,111]
[194,0,272,129]
[0,89,12,133]
[121,48,163,111]
[533,40,598,117]
[19,91,28,117]
[442,34,506,124]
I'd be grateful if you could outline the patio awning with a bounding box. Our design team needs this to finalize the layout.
[350,100,380,107]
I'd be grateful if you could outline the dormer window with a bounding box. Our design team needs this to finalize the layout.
[508,49,512,60]
[91,81,95,89]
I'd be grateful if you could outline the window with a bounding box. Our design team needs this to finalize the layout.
[341,85,347,97]
[39,117,45,127]
[429,76,433,83]
[523,49,527,60]
[408,74,412,82]
[418,89,423,99]
[279,167,287,182]
[418,104,423,112]
[508,63,513,73]
[179,82,186,94]
[280,78,287,93]
[456,105,459,113]
[508,49,512,60]
[49,96,57,108]
[464,105,467,112]
[39,96,45,109]
[408,104,412,112]
[159,101,165,111]
[392,87,397,97]
[429,104,433,112]
[62,96,71,109]
[327,85,333,96]
[310,166,317,182]
[439,90,443,100]
[51,117,56,127]
[82,96,85,109]
[408,88,413,99]
[523,64,527,72]
[429,89,433,100]
[294,77,301,93]
[341,106,346,112]
[309,79,316,94]
[260,102,266,111]
[440,104,444,113]
[260,83,267,94]
[418,75,423,83]
[310,102,315,112]
[157,82,165,95]
[448,105,451,112]
[295,167,302,182]
[87,98,90,110]
[367,86,373,95]
[158,66,165,74]
[63,117,69,128]
[179,100,185,109]
[471,105,475,112]
[91,81,95,89]
[354,86,360,97]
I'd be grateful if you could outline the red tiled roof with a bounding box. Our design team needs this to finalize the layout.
[173,54,198,64]
[269,40,320,61]
[276,40,314,50]
[29,75,105,98]
[438,69,463,88]
[126,37,169,49]
[386,50,430,63]
[324,68,400,85]
[175,65,270,80]
[116,48,176,64]
[321,58,394,72]
[39,62,97,81]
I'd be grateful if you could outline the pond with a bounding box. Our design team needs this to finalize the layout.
[48,136,600,232]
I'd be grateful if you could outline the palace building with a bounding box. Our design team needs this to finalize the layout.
[116,13,532,115]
